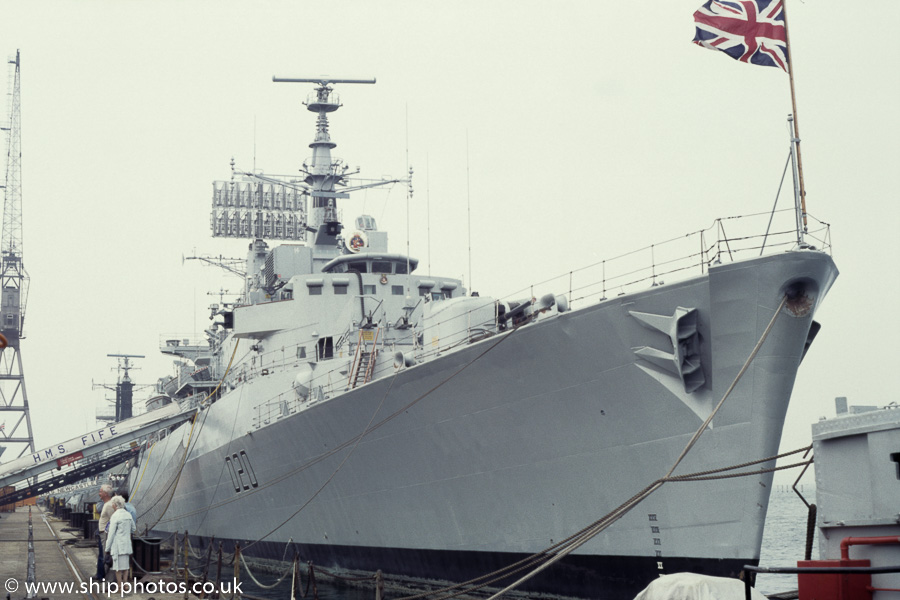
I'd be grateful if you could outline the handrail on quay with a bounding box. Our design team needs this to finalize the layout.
[741,564,900,600]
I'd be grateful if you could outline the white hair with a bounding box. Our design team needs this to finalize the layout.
[100,484,113,495]
[110,495,125,509]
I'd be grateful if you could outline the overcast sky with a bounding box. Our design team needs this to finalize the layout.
[2,1,898,485]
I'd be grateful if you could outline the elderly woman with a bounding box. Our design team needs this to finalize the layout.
[103,495,136,590]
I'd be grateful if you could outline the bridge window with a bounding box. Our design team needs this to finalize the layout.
[306,279,324,296]
[347,262,368,273]
[363,285,376,295]
[332,278,350,295]
[372,261,392,274]
[392,285,404,296]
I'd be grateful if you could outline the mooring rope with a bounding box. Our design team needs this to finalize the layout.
[158,324,522,530]
[143,293,796,600]
[390,449,814,600]
[382,295,792,600]
[137,340,242,527]
[477,296,790,599]
[131,531,176,546]
[237,553,295,590]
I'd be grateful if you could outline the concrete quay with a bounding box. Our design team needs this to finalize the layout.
[0,505,88,599]
[0,505,182,600]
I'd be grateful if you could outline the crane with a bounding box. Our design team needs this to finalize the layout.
[0,49,35,462]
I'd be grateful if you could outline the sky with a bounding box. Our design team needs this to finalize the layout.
[1,1,898,486]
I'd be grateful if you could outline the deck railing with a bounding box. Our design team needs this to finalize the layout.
[501,209,831,309]
[204,209,833,426]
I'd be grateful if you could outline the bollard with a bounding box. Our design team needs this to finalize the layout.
[133,536,161,574]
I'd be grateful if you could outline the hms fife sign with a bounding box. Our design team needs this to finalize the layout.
[0,402,185,479]
[33,425,119,464]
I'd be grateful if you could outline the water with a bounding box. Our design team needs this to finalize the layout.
[756,485,817,596]
[207,486,814,600]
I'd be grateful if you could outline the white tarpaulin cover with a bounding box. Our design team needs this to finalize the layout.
[633,572,767,600]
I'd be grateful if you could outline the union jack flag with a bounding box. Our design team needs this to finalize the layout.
[693,0,789,72]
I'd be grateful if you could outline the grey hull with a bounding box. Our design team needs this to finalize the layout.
[132,249,837,598]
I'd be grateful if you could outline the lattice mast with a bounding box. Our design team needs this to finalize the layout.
[93,354,150,423]
[0,50,35,461]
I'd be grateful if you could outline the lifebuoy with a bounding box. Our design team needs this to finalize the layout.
[0,332,7,350]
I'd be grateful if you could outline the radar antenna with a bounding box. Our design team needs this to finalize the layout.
[210,77,407,250]
[92,354,152,423]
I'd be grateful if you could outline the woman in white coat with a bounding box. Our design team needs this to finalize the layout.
[104,495,136,590]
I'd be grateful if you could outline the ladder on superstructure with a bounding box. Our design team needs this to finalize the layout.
[0,50,35,462]
[348,327,380,389]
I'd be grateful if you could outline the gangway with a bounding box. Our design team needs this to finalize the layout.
[0,446,140,506]
[0,402,196,491]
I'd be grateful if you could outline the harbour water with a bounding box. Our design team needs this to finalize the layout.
[231,485,815,599]
[756,485,817,596]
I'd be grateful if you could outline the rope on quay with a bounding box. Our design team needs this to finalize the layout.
[238,551,295,590]
[129,555,167,577]
[133,530,177,546]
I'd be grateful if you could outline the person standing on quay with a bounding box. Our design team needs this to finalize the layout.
[95,484,114,579]
[105,495,136,592]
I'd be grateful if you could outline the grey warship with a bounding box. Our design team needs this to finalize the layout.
[128,77,838,599]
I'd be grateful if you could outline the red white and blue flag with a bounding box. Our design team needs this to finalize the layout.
[693,0,789,72]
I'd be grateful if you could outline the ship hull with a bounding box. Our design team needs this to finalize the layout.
[181,536,753,598]
[132,250,837,599]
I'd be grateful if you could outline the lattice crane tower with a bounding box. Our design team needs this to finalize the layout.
[0,50,35,461]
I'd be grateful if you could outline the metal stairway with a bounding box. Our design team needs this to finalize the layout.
[348,327,380,389]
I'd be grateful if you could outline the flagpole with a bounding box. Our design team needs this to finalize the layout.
[781,0,808,234]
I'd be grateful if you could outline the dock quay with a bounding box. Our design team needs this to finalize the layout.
[0,503,232,600]
[0,506,87,599]
[0,502,569,600]
[0,501,378,600]
[0,502,804,600]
